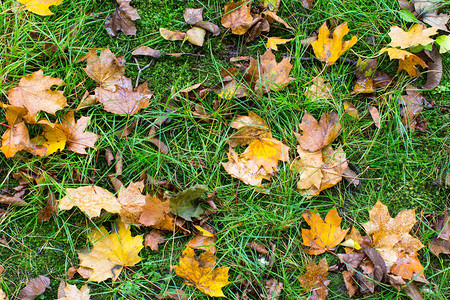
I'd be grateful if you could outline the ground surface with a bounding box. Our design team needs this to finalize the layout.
[0,0,449,299]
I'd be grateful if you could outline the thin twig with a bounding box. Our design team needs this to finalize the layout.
[133,57,153,88]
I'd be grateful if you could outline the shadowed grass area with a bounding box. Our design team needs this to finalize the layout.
[0,0,449,299]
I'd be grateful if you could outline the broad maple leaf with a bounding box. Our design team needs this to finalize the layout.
[7,70,67,123]
[139,194,174,231]
[387,24,438,49]
[301,208,349,255]
[117,181,146,224]
[1,122,46,158]
[311,22,357,65]
[61,111,100,154]
[18,0,63,16]
[105,0,141,37]
[58,185,121,218]
[80,48,125,89]
[246,49,295,94]
[298,258,330,300]
[295,111,341,152]
[221,0,255,35]
[57,282,90,300]
[362,201,425,272]
[241,138,290,174]
[398,54,428,77]
[0,103,28,126]
[78,219,143,282]
[31,123,67,155]
[144,229,165,251]
[173,246,230,297]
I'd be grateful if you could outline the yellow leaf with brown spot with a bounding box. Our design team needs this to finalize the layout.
[221,0,255,35]
[266,37,293,51]
[398,54,427,77]
[18,0,63,16]
[58,185,121,218]
[78,220,143,282]
[311,22,357,65]
[301,208,349,255]
[387,24,438,49]
[173,247,230,297]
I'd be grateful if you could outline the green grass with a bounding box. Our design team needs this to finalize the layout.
[1,0,449,299]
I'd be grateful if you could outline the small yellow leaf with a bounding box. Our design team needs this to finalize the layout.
[18,0,63,16]
[340,239,361,250]
[266,37,293,51]
[32,124,67,155]
[173,247,230,297]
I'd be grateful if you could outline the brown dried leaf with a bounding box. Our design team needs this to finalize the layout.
[145,229,165,251]
[139,194,174,231]
[186,27,206,46]
[230,111,271,147]
[184,8,203,24]
[221,0,255,35]
[131,46,162,58]
[61,111,100,154]
[37,190,57,223]
[298,258,329,300]
[368,106,380,128]
[104,0,141,37]
[17,276,50,300]
[117,181,146,224]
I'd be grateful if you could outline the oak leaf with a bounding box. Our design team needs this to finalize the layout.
[221,0,255,35]
[104,0,141,37]
[311,22,357,65]
[298,258,329,300]
[1,122,46,158]
[362,201,424,270]
[387,24,438,49]
[18,0,62,16]
[78,219,143,282]
[139,194,174,231]
[7,70,67,123]
[61,111,100,154]
[295,111,341,152]
[57,282,90,300]
[58,185,121,218]
[80,48,125,89]
[246,49,294,94]
[117,181,146,224]
[173,246,230,297]
[302,208,349,255]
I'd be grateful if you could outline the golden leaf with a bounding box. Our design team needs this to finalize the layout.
[57,282,90,300]
[311,22,357,65]
[221,0,255,35]
[173,247,230,297]
[229,111,271,147]
[298,258,329,300]
[301,208,349,255]
[242,138,290,174]
[1,122,46,158]
[397,54,427,77]
[266,37,293,51]
[117,181,146,224]
[387,24,438,49]
[18,0,63,16]
[58,185,121,218]
[32,123,67,155]
[78,220,143,282]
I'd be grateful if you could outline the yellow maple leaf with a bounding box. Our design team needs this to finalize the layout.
[266,37,293,51]
[58,185,121,218]
[241,137,290,175]
[301,208,349,255]
[173,246,230,297]
[311,22,357,65]
[387,24,438,49]
[78,219,143,282]
[18,0,63,16]
[31,124,67,155]
[298,258,330,299]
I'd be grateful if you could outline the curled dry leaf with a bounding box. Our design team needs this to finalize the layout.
[173,246,230,297]
[17,275,50,300]
[131,46,162,58]
[58,185,121,218]
[422,45,443,90]
[80,48,125,89]
[387,24,438,49]
[184,8,204,24]
[311,22,357,65]
[229,111,271,147]
[430,208,450,256]
[298,258,330,300]
[344,102,359,119]
[295,111,341,152]
[0,103,28,126]
[0,193,27,206]
[18,0,62,16]
[246,49,295,94]
[221,0,255,35]
[301,208,349,255]
[78,220,143,282]
[7,70,67,123]
[105,0,141,37]
[399,87,430,131]
[160,28,186,41]
[37,190,57,223]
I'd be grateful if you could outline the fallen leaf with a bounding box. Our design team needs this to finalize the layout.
[390,253,426,281]
[37,190,57,223]
[61,111,100,154]
[0,103,28,126]
[261,10,293,30]
[229,111,271,147]
[32,123,67,155]
[173,246,230,297]
[406,0,450,31]
[430,208,450,256]
[184,8,203,24]
[160,28,186,41]
[0,288,7,300]
[168,184,207,221]
[351,58,377,94]
[262,278,283,300]
[76,92,97,111]
[105,0,141,37]
[221,0,255,35]
[266,37,293,51]
[399,87,430,131]
[7,70,67,123]
[18,0,62,16]
[301,0,313,9]
[295,111,341,152]
[117,181,146,224]
[368,106,380,128]
[422,45,443,90]
[0,193,27,206]
[298,258,329,300]
[246,49,295,94]
[304,77,332,101]
[1,122,46,158]
[139,194,174,231]
[247,241,269,255]
[195,21,221,36]
[17,275,50,300]
[78,219,143,282]
[80,48,125,89]
[387,24,438,49]
[387,274,424,300]
[397,53,427,77]
[145,229,165,251]
[311,22,357,65]
[57,282,90,300]
[343,102,359,118]
[186,27,206,46]
[131,46,162,58]
[342,270,358,297]
[187,225,216,254]
[242,137,290,175]
[58,185,121,218]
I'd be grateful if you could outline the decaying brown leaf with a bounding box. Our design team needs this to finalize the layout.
[61,111,100,154]
[422,45,443,90]
[105,0,141,37]
[262,278,283,300]
[37,190,57,223]
[17,275,50,300]
[301,208,349,255]
[145,229,165,251]
[173,246,230,297]
[139,194,174,231]
[7,70,67,123]
[221,0,255,35]
[186,225,216,254]
[298,258,330,300]
[117,181,146,224]
[368,106,381,128]
[399,86,430,131]
[304,77,332,101]
[430,208,450,256]
[344,102,359,119]
[311,22,357,65]
[400,0,450,31]
[131,46,162,58]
